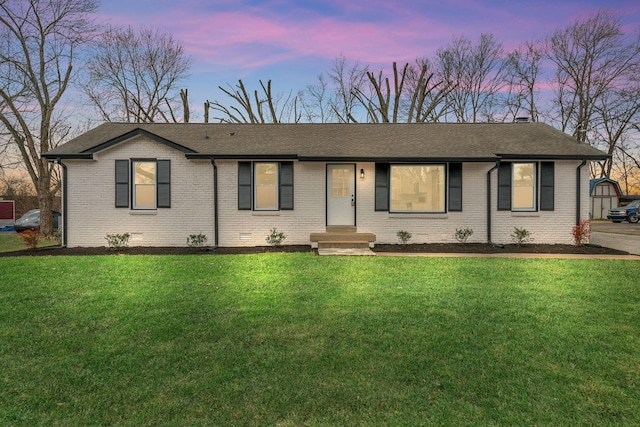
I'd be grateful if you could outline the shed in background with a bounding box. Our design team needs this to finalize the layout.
[590,178,622,219]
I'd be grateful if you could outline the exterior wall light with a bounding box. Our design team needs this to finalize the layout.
[360,168,365,179]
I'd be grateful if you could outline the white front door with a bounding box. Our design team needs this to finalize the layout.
[327,164,355,226]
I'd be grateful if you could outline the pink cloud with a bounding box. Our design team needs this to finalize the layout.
[133,6,458,73]
[94,0,640,102]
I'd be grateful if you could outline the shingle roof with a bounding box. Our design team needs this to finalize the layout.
[42,122,609,161]
[589,178,622,196]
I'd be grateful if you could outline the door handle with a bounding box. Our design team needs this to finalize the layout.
[351,195,355,206]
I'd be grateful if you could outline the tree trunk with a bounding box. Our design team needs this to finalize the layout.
[37,173,53,236]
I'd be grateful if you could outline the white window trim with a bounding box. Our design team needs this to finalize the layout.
[389,164,446,214]
[254,162,279,211]
[512,162,537,212]
[133,160,157,210]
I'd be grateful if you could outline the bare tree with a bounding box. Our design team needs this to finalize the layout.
[0,0,98,236]
[82,25,191,123]
[612,146,640,194]
[298,74,336,123]
[546,10,640,180]
[503,41,544,122]
[353,60,455,123]
[436,33,506,122]
[327,55,368,123]
[207,79,300,123]
[590,87,640,177]
[546,10,640,141]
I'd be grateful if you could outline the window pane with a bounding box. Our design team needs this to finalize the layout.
[135,185,156,208]
[134,162,156,209]
[513,163,535,210]
[256,163,277,184]
[332,168,349,197]
[135,162,155,184]
[390,165,445,212]
[255,163,278,210]
[256,186,277,208]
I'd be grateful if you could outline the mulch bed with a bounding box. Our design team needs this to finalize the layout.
[373,243,629,255]
[0,243,629,257]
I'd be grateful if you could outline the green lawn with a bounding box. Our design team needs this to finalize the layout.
[0,231,59,253]
[1,253,639,425]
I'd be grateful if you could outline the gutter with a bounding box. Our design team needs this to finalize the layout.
[486,161,502,247]
[576,160,587,225]
[56,158,67,248]
[42,153,93,160]
[211,159,219,248]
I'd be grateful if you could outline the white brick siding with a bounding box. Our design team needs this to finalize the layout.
[64,135,214,247]
[360,161,589,245]
[216,160,326,246]
[63,137,591,248]
[489,160,590,245]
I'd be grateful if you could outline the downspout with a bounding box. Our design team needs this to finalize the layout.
[487,160,501,246]
[576,160,587,225]
[211,159,219,248]
[56,158,67,248]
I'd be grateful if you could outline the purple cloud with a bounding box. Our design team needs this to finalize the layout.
[95,0,640,114]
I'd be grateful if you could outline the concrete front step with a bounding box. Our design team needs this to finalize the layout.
[325,225,357,233]
[317,241,371,249]
[317,247,376,256]
[309,232,376,243]
[310,227,377,252]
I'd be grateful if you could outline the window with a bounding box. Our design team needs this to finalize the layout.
[332,167,350,197]
[376,163,461,212]
[134,161,156,209]
[512,163,536,211]
[255,163,278,210]
[498,162,554,211]
[115,159,171,209]
[390,165,445,212]
[238,162,294,210]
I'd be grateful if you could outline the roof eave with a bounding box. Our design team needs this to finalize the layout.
[42,153,94,160]
[83,128,197,155]
[186,154,299,160]
[497,153,610,160]
[297,156,499,162]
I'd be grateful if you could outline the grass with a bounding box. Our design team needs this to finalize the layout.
[1,253,639,425]
[0,231,59,253]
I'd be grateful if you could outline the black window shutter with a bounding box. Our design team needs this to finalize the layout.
[375,163,390,211]
[540,162,554,211]
[279,162,294,210]
[497,162,511,211]
[157,160,171,208]
[115,160,129,208]
[448,162,463,211]
[238,162,252,210]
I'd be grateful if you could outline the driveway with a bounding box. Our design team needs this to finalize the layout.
[591,221,640,235]
[591,221,640,255]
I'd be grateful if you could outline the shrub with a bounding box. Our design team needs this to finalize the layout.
[187,233,208,249]
[454,228,474,243]
[572,219,591,246]
[19,229,39,251]
[53,231,62,245]
[396,230,412,245]
[105,233,131,251]
[266,228,287,246]
[511,227,533,246]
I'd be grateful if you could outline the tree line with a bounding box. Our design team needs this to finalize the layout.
[1,1,639,236]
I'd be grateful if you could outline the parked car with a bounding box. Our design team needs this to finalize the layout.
[607,200,640,223]
[14,209,61,232]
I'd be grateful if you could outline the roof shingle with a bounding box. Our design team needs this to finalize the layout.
[43,122,608,161]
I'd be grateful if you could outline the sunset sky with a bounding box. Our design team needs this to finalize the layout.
[96,0,640,119]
